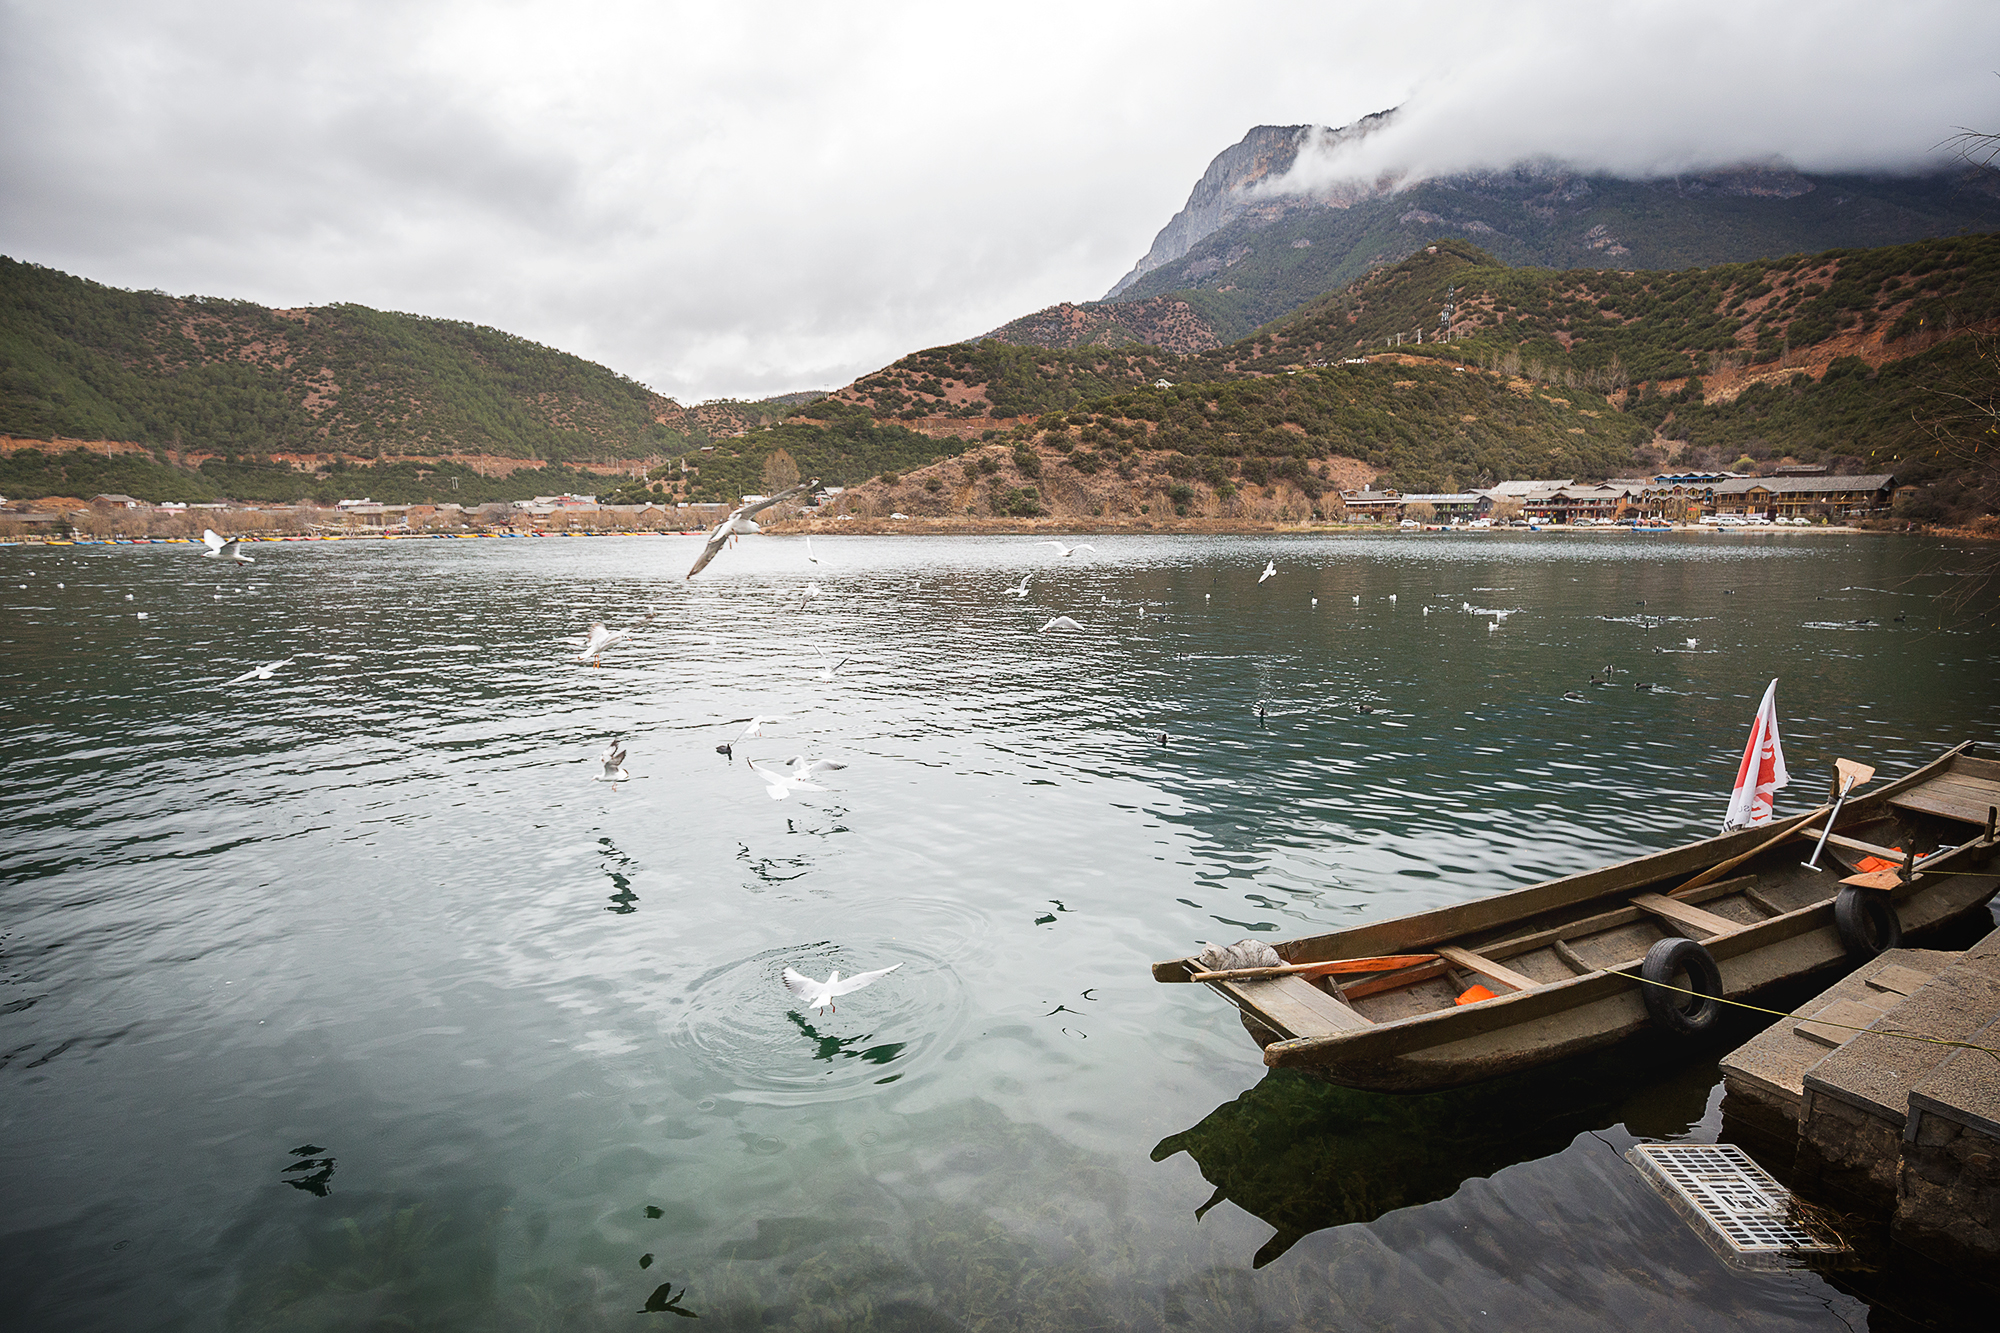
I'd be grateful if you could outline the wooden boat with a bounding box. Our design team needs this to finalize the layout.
[1152,745,2000,1093]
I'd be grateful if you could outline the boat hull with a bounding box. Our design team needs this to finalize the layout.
[1157,746,2000,1093]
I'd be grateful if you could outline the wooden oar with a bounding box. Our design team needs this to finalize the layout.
[1803,758,1877,871]
[1674,805,1832,896]
[1189,954,1439,982]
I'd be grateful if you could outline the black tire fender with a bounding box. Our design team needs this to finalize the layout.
[1835,885,1902,957]
[1639,937,1723,1036]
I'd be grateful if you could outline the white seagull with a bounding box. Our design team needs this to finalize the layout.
[578,621,627,664]
[1038,540,1096,559]
[1003,573,1033,598]
[735,714,792,741]
[1352,594,1360,605]
[595,739,630,782]
[201,529,253,564]
[1037,616,1085,634]
[749,755,844,800]
[1258,560,1276,583]
[809,645,847,681]
[687,478,819,579]
[782,962,901,1014]
[806,535,819,564]
[227,657,294,685]
[1685,637,1700,649]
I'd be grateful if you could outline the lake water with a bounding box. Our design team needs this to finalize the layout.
[3,530,1996,1331]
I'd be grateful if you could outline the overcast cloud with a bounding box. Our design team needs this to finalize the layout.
[2,0,1995,402]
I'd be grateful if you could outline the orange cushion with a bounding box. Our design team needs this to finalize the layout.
[1455,985,1497,1006]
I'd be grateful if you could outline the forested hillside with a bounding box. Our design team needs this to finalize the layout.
[0,257,687,462]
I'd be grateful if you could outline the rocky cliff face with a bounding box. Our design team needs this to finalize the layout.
[1105,125,1304,299]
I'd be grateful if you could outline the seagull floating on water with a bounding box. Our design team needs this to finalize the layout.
[782,962,901,1014]
[227,657,294,685]
[1562,691,1586,702]
[1039,540,1096,559]
[1037,616,1085,634]
[201,529,253,564]
[595,739,630,782]
[687,478,819,578]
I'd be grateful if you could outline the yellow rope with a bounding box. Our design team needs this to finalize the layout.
[1610,968,2000,1065]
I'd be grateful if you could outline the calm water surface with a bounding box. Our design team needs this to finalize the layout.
[3,531,1997,1331]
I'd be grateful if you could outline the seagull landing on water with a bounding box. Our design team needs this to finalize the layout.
[595,739,630,782]
[1259,560,1276,583]
[749,755,845,800]
[1038,540,1096,559]
[201,529,253,564]
[1037,616,1084,634]
[227,657,294,685]
[687,479,819,579]
[1003,573,1032,598]
[782,962,900,1014]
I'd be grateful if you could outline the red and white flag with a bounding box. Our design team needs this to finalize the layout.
[1723,678,1789,830]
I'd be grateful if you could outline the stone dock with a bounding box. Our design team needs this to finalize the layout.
[1719,925,2000,1267]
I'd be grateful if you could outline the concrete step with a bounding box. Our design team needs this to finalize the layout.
[1717,948,1956,1149]
[1791,930,2000,1209]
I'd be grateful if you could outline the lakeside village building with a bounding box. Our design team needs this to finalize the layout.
[1340,472,1902,525]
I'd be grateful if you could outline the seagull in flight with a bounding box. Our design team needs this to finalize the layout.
[1259,560,1276,583]
[749,755,844,800]
[227,657,294,685]
[595,738,630,782]
[1038,540,1096,559]
[806,535,819,564]
[782,962,901,1014]
[1003,573,1033,598]
[201,529,253,564]
[687,478,819,578]
[809,645,847,681]
[1037,616,1085,634]
[577,610,658,666]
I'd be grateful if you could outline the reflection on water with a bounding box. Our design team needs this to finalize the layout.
[1,532,1994,1330]
[1155,1038,1730,1267]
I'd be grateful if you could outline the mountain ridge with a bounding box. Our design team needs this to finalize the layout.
[1025,117,2000,351]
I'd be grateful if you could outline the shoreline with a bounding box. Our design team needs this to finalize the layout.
[1,520,1977,546]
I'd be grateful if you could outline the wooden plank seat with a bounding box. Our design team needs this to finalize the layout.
[1631,891,1742,938]
[1890,776,2000,828]
[1435,945,1538,993]
[1224,975,1373,1036]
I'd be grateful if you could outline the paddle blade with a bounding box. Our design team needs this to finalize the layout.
[1834,758,1877,789]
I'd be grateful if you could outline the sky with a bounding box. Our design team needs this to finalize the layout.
[3,0,1997,403]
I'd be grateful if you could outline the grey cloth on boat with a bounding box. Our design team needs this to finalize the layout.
[1196,940,1283,972]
